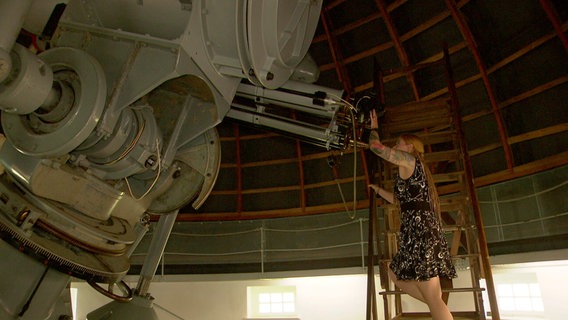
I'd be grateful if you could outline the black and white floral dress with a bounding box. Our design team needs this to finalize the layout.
[389,159,457,281]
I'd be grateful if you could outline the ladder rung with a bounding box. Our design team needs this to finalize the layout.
[383,118,452,133]
[379,253,480,264]
[442,224,476,231]
[385,99,449,114]
[434,171,465,183]
[425,150,461,162]
[386,108,451,124]
[379,287,485,295]
[452,253,481,259]
[380,170,465,187]
[420,131,456,145]
[440,194,468,203]
[391,311,483,319]
[377,224,475,236]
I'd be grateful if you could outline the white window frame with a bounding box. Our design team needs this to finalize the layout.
[247,285,298,319]
[494,273,545,318]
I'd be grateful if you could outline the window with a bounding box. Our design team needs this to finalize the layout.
[247,285,297,319]
[497,283,544,312]
[494,273,545,317]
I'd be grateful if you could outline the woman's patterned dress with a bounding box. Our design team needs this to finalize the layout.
[389,160,457,281]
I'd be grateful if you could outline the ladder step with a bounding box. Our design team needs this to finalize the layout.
[419,131,456,145]
[386,107,451,124]
[385,99,449,114]
[380,131,457,145]
[452,253,481,259]
[379,287,485,295]
[434,171,465,183]
[440,194,469,203]
[375,223,475,236]
[440,201,468,212]
[383,118,452,134]
[380,170,465,188]
[391,311,483,319]
[424,150,461,162]
[442,224,475,231]
[380,253,480,265]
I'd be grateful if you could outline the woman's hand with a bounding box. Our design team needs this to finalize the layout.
[369,184,380,194]
[370,109,379,130]
[368,184,394,203]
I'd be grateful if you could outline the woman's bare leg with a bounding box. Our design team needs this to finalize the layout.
[416,276,454,320]
[388,269,425,303]
[388,270,453,320]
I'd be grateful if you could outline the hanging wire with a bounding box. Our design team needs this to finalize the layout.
[325,93,361,219]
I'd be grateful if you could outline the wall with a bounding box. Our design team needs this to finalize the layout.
[73,268,472,320]
[73,269,371,320]
[130,165,568,274]
[478,164,568,254]
[489,249,568,320]
[73,250,568,320]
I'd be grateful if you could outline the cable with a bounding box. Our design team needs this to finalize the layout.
[325,93,359,219]
[348,106,357,219]
[355,95,372,111]
[326,92,356,111]
[334,177,351,214]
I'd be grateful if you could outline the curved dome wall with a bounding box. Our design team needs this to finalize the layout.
[181,121,370,220]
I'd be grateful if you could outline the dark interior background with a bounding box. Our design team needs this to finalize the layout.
[131,0,568,274]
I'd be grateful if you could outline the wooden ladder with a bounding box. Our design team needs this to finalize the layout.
[373,48,499,320]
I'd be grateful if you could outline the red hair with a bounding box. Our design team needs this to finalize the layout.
[399,134,440,216]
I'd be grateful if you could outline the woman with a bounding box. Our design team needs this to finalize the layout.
[368,110,457,320]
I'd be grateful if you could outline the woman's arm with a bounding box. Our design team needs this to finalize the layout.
[369,184,394,203]
[369,131,415,168]
[368,110,415,176]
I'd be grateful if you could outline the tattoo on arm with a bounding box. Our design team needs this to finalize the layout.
[369,131,415,166]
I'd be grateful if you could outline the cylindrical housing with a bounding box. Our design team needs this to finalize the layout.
[0,0,32,51]
[0,44,53,114]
